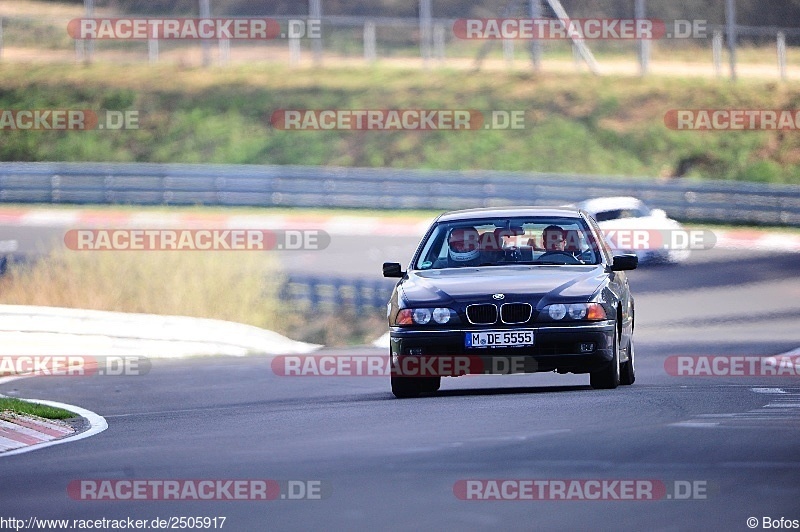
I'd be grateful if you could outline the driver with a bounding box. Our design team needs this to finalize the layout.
[542,225,567,251]
[538,225,586,264]
[446,227,483,267]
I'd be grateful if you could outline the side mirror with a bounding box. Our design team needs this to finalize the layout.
[383,262,405,278]
[651,208,667,218]
[610,254,638,271]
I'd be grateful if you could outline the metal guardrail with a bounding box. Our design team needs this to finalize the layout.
[1,162,799,226]
[281,275,394,312]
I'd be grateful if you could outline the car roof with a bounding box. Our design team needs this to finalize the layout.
[576,196,645,214]
[436,206,584,223]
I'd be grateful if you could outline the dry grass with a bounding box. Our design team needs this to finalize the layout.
[0,248,388,346]
[0,248,287,331]
[0,0,86,18]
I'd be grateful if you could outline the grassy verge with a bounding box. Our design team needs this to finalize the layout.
[1,63,799,183]
[0,248,286,329]
[0,399,75,419]
[0,246,387,346]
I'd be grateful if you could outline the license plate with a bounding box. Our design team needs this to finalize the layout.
[465,330,535,348]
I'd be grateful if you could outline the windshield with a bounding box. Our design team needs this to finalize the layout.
[415,216,601,270]
[593,204,651,221]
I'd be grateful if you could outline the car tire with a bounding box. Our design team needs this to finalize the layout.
[419,376,441,393]
[620,338,635,385]
[391,376,422,398]
[590,329,620,390]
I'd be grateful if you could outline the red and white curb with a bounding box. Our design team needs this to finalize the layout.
[0,207,433,238]
[0,411,73,452]
[0,397,107,457]
[1,207,799,251]
[713,229,800,252]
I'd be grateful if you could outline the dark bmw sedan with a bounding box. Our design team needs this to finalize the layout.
[383,206,638,398]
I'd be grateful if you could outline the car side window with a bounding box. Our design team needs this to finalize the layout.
[416,226,447,269]
[595,209,621,222]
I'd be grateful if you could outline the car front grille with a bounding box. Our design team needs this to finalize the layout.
[466,304,498,324]
[500,303,532,324]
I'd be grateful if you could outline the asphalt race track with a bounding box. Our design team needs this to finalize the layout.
[2,237,800,531]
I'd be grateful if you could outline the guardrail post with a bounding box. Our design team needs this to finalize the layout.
[280,280,292,304]
[712,30,723,78]
[433,23,446,63]
[364,20,376,63]
[373,283,388,311]
[219,38,230,66]
[308,278,320,310]
[83,0,94,64]
[199,0,212,67]
[334,279,346,310]
[635,0,649,76]
[503,36,514,67]
[777,31,787,81]
[529,0,541,71]
[148,38,159,64]
[725,0,737,81]
[353,281,364,313]
[419,0,432,67]
[309,0,323,65]
[289,36,301,66]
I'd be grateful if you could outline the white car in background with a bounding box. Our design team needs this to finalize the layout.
[576,196,691,264]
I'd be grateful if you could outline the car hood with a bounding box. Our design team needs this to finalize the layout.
[399,265,607,307]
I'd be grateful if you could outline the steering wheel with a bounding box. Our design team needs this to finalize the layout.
[536,251,582,264]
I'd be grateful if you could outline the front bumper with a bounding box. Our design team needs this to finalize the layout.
[389,322,615,375]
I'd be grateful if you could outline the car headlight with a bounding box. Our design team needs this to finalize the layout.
[432,307,452,324]
[568,303,586,319]
[412,308,431,324]
[548,304,567,320]
[395,308,457,326]
[541,303,606,321]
